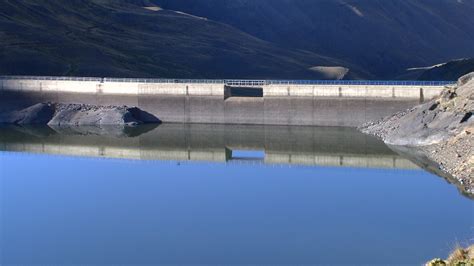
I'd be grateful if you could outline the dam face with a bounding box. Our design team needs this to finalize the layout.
[0,77,452,127]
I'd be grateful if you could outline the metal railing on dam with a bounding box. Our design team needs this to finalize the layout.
[0,75,455,86]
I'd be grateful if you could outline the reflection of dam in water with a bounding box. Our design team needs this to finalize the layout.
[0,124,417,169]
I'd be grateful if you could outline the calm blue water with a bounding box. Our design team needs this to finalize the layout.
[0,151,472,265]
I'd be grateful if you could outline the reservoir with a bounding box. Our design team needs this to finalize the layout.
[0,124,472,265]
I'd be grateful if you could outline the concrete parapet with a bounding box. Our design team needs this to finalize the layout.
[1,79,226,96]
[263,84,445,100]
[188,84,225,96]
[1,78,446,100]
[139,83,186,95]
[99,82,139,95]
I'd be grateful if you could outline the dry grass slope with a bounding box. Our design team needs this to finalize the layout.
[426,244,474,266]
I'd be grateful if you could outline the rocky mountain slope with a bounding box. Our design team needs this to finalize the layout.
[361,73,473,194]
[1,0,474,79]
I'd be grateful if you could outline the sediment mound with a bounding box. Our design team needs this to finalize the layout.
[0,103,56,125]
[0,103,161,126]
[360,72,473,193]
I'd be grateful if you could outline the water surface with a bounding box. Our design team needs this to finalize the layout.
[0,124,472,265]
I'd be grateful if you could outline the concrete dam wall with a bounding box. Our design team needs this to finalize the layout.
[0,77,452,127]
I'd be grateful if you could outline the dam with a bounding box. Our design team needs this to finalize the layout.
[0,76,453,126]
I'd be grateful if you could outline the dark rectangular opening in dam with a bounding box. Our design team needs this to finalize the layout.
[225,86,263,99]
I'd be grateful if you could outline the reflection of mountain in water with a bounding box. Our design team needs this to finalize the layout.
[0,124,416,170]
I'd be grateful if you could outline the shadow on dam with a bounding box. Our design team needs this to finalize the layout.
[0,123,419,170]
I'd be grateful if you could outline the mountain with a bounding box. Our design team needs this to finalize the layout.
[152,0,474,79]
[1,0,474,79]
[0,0,364,79]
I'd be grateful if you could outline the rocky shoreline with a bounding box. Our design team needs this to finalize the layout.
[360,73,473,195]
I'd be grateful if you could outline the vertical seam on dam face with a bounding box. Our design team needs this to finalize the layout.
[185,95,189,124]
[0,78,450,127]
